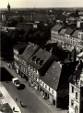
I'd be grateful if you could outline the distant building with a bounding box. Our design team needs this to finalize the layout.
[1,13,6,22]
[51,24,63,43]
[51,24,83,52]
[69,61,83,113]
[71,30,83,51]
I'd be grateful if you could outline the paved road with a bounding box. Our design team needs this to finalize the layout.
[1,60,67,113]
[3,81,53,113]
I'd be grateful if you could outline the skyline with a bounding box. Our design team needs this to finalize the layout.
[0,0,83,8]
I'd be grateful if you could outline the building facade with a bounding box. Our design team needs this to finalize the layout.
[18,43,39,80]
[27,48,55,88]
[69,61,83,113]
[13,43,27,73]
[38,61,78,108]
[51,24,83,52]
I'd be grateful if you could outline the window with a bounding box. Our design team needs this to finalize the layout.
[75,106,78,113]
[72,86,74,93]
[35,77,37,80]
[33,68,35,72]
[76,92,78,99]
[36,58,40,63]
[36,69,37,73]
[24,61,26,66]
[52,90,54,94]
[43,83,44,86]
[22,60,24,64]
[30,66,33,70]
[40,60,44,65]
[45,85,47,89]
[32,56,36,61]
[26,69,27,74]
[71,100,74,107]
[24,68,25,72]
[21,66,23,70]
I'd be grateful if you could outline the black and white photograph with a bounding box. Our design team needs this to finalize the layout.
[0,0,83,113]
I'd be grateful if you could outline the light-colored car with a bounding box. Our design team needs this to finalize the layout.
[12,78,21,88]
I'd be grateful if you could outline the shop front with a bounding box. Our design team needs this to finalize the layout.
[39,85,56,105]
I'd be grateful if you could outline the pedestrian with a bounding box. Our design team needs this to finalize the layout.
[13,107,15,111]
[20,101,22,105]
[29,83,30,87]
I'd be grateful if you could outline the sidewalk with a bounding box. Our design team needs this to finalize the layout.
[0,82,21,113]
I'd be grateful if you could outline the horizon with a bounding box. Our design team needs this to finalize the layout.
[1,6,83,10]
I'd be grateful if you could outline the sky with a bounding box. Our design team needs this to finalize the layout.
[0,0,83,8]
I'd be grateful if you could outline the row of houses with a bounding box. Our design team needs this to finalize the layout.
[13,42,79,108]
[51,23,83,52]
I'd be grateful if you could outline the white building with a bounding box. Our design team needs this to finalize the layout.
[69,61,83,113]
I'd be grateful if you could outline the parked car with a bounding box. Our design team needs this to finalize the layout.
[12,78,21,89]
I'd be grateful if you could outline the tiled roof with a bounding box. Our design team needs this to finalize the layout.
[20,43,39,62]
[40,61,78,91]
[72,30,79,38]
[40,61,62,91]
[51,24,63,32]
[59,28,66,35]
[28,48,52,70]
[65,28,74,35]
[13,43,27,50]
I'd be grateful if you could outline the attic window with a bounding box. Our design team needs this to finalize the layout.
[40,60,44,65]
[32,56,36,61]
[36,58,40,63]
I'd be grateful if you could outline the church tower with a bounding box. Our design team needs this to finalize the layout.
[7,3,10,12]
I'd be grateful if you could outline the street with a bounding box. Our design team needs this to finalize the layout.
[0,60,67,113]
[2,81,53,113]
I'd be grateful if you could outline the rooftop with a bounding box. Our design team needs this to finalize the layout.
[28,48,52,70]
[59,28,66,35]
[40,60,78,91]
[51,24,63,32]
[72,30,79,38]
[69,61,83,87]
[65,27,74,35]
[13,42,27,50]
[20,42,39,62]
[40,61,62,91]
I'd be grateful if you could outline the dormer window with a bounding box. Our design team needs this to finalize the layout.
[40,60,44,65]
[36,58,40,63]
[32,56,36,61]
